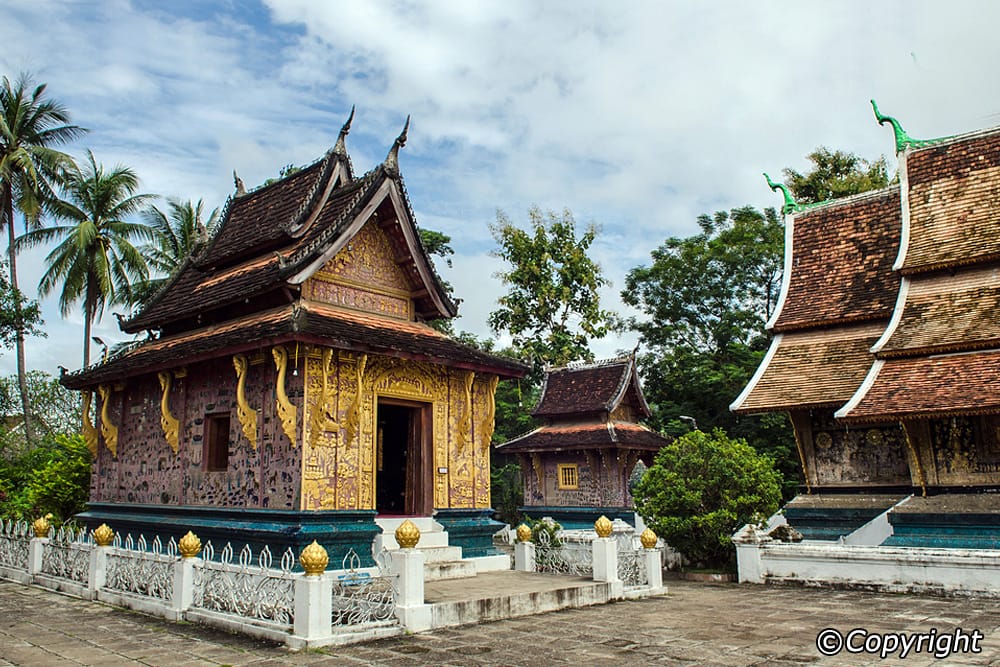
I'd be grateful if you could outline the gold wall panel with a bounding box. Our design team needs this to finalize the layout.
[298,346,499,512]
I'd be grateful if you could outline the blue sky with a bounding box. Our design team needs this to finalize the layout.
[3,0,1000,375]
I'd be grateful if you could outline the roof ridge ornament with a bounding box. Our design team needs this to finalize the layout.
[233,170,247,197]
[333,105,355,156]
[383,115,410,175]
[871,99,953,153]
[764,173,797,215]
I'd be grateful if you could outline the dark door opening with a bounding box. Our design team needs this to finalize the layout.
[376,399,431,515]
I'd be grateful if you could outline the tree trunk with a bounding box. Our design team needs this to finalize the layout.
[83,287,94,369]
[3,183,33,444]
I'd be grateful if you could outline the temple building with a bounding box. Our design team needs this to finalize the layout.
[61,112,527,564]
[496,355,670,528]
[732,104,1000,592]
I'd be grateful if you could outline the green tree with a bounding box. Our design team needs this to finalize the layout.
[17,150,153,368]
[134,198,219,305]
[633,428,782,570]
[783,147,890,205]
[0,371,80,455]
[489,206,616,370]
[0,433,90,521]
[0,73,84,442]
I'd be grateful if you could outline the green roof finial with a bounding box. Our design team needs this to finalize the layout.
[871,99,911,153]
[764,173,797,215]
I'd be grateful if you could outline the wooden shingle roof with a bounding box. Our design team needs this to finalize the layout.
[496,421,669,453]
[532,356,650,418]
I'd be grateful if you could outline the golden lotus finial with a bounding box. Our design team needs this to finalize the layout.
[594,515,613,538]
[300,540,329,575]
[640,528,658,549]
[515,523,532,543]
[93,523,114,546]
[32,516,51,538]
[395,519,421,549]
[178,531,202,558]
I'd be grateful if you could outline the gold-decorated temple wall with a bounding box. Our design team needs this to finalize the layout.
[300,346,496,511]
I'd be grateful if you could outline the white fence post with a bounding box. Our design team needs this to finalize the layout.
[592,536,618,583]
[514,541,535,571]
[27,537,46,576]
[88,545,109,595]
[171,557,196,617]
[644,548,663,591]
[292,541,333,645]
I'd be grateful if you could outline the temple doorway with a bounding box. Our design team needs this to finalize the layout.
[376,399,432,515]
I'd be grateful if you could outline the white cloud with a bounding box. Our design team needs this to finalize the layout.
[3,0,1000,375]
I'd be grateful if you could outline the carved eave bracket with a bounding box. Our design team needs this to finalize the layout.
[158,371,180,454]
[233,354,258,449]
[479,376,499,455]
[81,391,99,456]
[96,384,118,457]
[272,346,298,446]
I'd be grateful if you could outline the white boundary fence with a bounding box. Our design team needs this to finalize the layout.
[0,519,403,648]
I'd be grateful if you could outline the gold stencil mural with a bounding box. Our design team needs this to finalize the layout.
[299,347,500,512]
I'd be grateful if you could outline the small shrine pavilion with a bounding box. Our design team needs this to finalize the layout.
[62,112,527,563]
[496,355,670,528]
[733,103,1000,549]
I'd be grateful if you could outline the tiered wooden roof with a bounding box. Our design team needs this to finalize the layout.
[838,125,1000,422]
[731,187,902,414]
[63,115,528,389]
[497,355,668,453]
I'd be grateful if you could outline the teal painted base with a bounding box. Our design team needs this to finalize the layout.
[77,503,381,568]
[883,512,1000,549]
[783,506,890,541]
[433,508,504,557]
[519,506,635,531]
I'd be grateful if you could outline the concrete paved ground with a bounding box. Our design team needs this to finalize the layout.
[2,578,1000,666]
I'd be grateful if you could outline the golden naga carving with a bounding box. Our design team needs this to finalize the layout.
[479,375,499,455]
[81,390,99,456]
[530,452,544,491]
[456,371,475,453]
[272,346,298,446]
[97,384,118,457]
[233,354,258,449]
[157,371,180,454]
[308,347,338,447]
[93,523,114,547]
[344,353,368,447]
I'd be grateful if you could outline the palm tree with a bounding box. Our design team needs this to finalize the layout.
[17,150,153,368]
[133,199,218,306]
[0,72,85,441]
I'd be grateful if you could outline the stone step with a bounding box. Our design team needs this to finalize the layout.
[374,529,451,551]
[375,517,442,533]
[424,559,478,581]
[419,546,464,563]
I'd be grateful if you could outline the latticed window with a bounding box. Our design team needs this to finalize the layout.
[558,464,579,490]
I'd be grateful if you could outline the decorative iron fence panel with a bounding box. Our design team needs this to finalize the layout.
[192,542,296,628]
[40,527,90,583]
[0,520,30,571]
[534,530,593,576]
[330,549,397,627]
[616,534,648,589]
[104,534,175,602]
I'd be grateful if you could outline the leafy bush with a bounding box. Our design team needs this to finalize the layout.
[633,428,782,570]
[0,433,91,521]
[490,462,524,526]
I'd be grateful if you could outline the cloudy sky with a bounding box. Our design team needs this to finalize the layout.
[3,0,1000,375]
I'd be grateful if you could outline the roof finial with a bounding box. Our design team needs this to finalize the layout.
[333,105,355,155]
[764,173,797,214]
[384,115,410,175]
[233,170,247,196]
[871,99,911,154]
